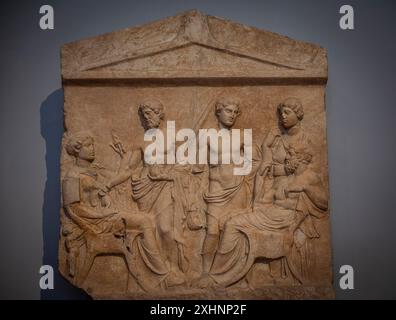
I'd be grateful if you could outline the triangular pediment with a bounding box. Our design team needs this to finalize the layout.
[61,10,327,81]
[88,44,305,75]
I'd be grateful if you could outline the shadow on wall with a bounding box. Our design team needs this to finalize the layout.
[40,89,90,300]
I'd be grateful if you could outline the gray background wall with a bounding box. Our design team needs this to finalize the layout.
[0,0,395,300]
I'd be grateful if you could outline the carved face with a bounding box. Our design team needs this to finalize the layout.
[141,106,162,129]
[217,104,240,128]
[279,106,299,129]
[77,138,95,162]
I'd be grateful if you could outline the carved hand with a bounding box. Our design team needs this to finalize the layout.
[100,194,112,208]
[149,173,174,181]
[258,162,272,176]
[285,184,304,196]
[110,131,126,158]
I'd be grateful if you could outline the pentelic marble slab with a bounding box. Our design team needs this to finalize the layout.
[59,10,333,299]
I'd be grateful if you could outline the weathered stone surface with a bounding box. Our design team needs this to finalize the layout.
[59,10,333,299]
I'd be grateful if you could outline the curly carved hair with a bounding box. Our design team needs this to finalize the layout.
[65,131,93,157]
[215,97,241,117]
[138,99,164,119]
[277,97,304,121]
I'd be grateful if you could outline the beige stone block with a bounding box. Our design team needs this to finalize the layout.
[59,10,333,299]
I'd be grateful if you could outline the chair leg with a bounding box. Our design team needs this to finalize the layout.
[77,250,96,286]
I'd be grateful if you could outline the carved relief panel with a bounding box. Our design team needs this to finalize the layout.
[59,10,333,299]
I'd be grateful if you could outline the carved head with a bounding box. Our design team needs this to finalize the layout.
[284,147,312,175]
[65,131,95,162]
[277,97,304,129]
[138,99,164,130]
[215,97,241,129]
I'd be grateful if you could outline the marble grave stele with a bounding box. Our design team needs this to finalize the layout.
[59,10,333,299]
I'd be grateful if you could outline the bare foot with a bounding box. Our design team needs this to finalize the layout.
[193,273,216,289]
[166,270,186,287]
